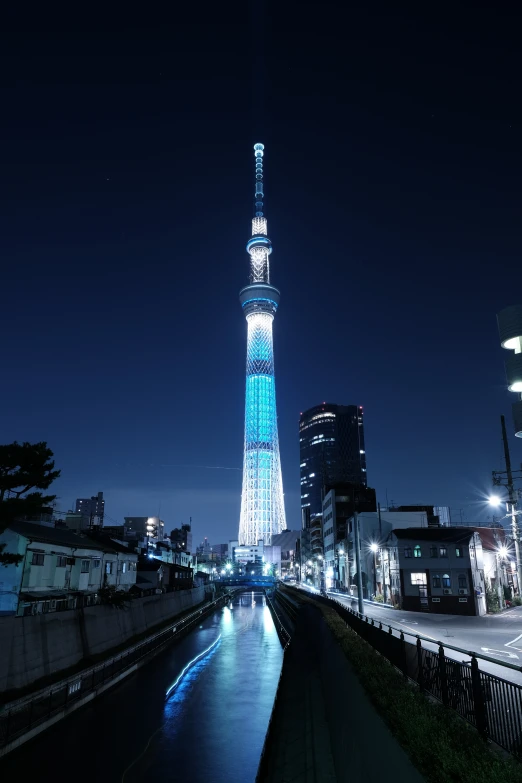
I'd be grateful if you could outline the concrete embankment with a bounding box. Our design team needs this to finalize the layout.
[0,586,205,693]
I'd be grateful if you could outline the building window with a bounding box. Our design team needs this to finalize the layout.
[92,559,101,569]
[56,556,67,567]
[442,574,451,588]
[31,553,44,566]
[430,546,438,558]
[105,562,113,575]
[404,547,412,558]
[413,545,422,558]
[81,560,90,573]
[458,574,467,589]
[455,547,464,558]
[432,574,441,588]
[439,547,447,557]
[411,573,427,585]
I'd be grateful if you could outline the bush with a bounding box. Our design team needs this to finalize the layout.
[286,587,522,783]
[373,593,384,603]
[513,597,522,606]
[486,586,501,613]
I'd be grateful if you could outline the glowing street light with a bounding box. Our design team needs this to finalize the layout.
[489,495,502,507]
[498,546,509,559]
[369,542,378,553]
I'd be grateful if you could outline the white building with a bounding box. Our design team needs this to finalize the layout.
[0,521,137,616]
[230,539,281,575]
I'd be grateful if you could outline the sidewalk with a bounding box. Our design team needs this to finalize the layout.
[258,603,424,783]
[257,606,337,783]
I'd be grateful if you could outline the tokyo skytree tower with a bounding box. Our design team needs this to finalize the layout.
[238,143,287,545]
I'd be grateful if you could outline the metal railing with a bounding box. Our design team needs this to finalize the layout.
[322,594,522,758]
[0,592,232,751]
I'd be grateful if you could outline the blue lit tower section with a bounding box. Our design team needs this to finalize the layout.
[238,143,287,545]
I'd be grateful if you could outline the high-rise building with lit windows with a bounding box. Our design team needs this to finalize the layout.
[299,404,366,519]
[238,144,286,545]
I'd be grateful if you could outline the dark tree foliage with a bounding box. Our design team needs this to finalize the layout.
[0,441,60,566]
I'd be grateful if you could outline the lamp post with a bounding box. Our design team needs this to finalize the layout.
[336,547,345,591]
[491,415,522,595]
[497,545,509,609]
[353,511,364,613]
[369,542,378,598]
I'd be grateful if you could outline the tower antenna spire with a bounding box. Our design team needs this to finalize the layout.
[254,142,264,216]
[238,143,286,545]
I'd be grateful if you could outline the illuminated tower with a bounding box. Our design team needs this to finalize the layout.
[238,143,286,545]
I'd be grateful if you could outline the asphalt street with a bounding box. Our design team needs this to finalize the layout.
[293,584,522,685]
[329,591,522,685]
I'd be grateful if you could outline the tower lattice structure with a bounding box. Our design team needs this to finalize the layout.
[238,143,287,545]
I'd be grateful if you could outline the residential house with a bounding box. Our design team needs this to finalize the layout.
[0,521,137,616]
[392,527,486,616]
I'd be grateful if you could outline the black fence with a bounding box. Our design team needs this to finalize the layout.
[0,592,231,751]
[323,595,522,758]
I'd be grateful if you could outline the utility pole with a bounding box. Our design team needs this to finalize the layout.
[354,511,364,614]
[494,415,522,595]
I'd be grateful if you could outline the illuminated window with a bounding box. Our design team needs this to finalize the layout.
[439,547,447,557]
[442,574,451,588]
[411,573,427,585]
[413,546,422,558]
[455,547,464,558]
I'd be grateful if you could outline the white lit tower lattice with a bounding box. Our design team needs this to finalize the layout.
[238,143,287,545]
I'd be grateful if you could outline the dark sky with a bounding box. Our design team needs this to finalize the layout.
[2,4,521,545]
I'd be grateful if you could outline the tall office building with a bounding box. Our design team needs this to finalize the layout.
[238,144,286,545]
[75,491,105,528]
[299,404,366,519]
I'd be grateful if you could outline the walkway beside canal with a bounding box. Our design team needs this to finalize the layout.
[258,601,424,783]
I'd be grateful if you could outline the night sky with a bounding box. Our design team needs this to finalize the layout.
[2,6,521,545]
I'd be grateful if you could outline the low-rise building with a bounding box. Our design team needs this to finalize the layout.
[392,528,486,616]
[170,523,193,554]
[0,521,137,616]
[271,530,300,579]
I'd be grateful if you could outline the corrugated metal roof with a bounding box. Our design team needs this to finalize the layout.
[7,521,118,553]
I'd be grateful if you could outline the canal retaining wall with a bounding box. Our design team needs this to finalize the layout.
[0,586,205,692]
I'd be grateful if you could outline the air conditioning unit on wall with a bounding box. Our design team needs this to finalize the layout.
[458,589,467,595]
[443,589,452,595]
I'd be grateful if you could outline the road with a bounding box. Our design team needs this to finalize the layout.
[293,584,522,685]
[329,591,522,685]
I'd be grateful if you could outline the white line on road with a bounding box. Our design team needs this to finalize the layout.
[505,632,522,652]
[481,647,519,659]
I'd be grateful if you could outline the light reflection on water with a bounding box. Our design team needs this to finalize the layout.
[128,592,283,783]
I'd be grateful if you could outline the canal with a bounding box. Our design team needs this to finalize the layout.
[0,592,283,783]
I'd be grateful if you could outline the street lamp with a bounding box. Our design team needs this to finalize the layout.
[489,495,502,507]
[369,542,379,598]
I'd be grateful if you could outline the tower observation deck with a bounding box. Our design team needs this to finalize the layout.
[238,143,287,545]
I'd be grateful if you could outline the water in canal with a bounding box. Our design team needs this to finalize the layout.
[0,592,283,783]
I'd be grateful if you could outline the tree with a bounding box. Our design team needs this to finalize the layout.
[0,441,60,566]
